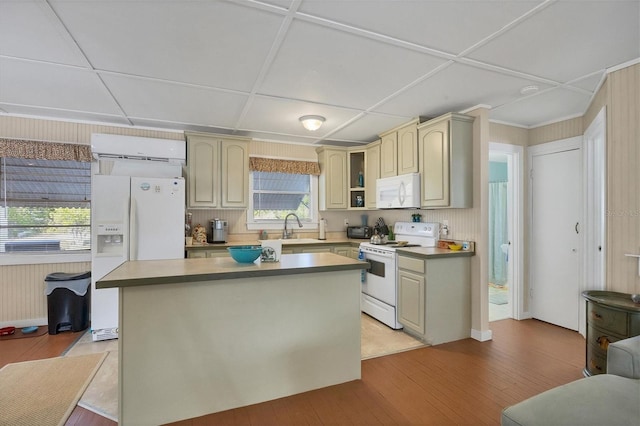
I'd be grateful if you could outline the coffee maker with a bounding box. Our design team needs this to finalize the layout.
[208,219,228,243]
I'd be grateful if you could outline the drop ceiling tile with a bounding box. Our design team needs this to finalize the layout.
[0,58,122,114]
[490,88,592,127]
[468,1,640,82]
[569,73,605,92]
[50,0,284,91]
[259,20,448,109]
[260,0,294,10]
[100,73,248,129]
[241,95,362,138]
[373,62,554,117]
[298,1,542,55]
[328,114,414,143]
[0,103,130,126]
[0,1,89,67]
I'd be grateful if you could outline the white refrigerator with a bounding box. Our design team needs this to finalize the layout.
[91,175,185,341]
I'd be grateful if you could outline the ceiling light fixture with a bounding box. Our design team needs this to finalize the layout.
[520,85,539,95]
[299,115,325,131]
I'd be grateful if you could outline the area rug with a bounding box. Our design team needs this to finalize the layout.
[489,287,508,305]
[0,352,107,426]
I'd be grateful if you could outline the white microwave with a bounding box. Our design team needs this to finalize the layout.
[376,173,421,209]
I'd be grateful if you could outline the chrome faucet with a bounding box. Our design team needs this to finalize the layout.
[283,213,303,239]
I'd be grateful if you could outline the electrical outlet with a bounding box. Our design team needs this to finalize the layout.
[344,219,349,227]
[443,219,449,226]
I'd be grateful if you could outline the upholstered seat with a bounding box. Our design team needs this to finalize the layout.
[501,336,640,426]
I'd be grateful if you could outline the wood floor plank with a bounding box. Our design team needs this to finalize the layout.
[3,318,585,426]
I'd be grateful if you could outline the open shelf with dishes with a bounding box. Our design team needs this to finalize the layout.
[348,150,366,209]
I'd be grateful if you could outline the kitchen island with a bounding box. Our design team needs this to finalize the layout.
[97,253,367,426]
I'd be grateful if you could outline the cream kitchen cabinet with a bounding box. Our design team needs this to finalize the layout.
[379,119,419,178]
[364,141,380,209]
[417,113,473,208]
[398,257,426,335]
[185,132,250,209]
[397,253,471,345]
[316,147,348,210]
[348,150,366,209]
[379,131,398,178]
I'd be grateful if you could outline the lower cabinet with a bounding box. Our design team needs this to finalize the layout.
[186,249,230,259]
[301,247,332,253]
[397,254,471,345]
[398,268,425,334]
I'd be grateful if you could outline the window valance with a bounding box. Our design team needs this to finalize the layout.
[0,138,92,162]
[249,157,320,176]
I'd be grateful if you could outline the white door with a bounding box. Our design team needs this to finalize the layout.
[130,177,185,261]
[530,139,582,330]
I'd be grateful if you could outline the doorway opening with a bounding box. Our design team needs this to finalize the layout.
[488,143,523,322]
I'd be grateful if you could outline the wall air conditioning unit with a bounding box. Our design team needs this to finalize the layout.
[91,133,186,165]
[91,133,186,178]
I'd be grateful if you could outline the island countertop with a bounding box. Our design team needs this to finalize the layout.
[97,252,368,289]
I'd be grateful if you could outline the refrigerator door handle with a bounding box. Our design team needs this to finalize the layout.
[129,197,138,260]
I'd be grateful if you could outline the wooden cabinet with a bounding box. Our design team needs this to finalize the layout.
[186,132,249,209]
[397,254,471,345]
[397,122,419,175]
[186,249,230,259]
[316,147,348,210]
[582,291,640,376]
[417,113,473,208]
[398,256,425,335]
[379,120,419,178]
[379,132,398,178]
[334,245,351,258]
[364,141,380,209]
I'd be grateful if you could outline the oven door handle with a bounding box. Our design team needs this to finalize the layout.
[361,249,395,259]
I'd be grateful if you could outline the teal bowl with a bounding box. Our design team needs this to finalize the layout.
[228,246,262,263]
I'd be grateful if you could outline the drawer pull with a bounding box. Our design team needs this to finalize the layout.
[591,312,603,320]
[590,359,604,372]
[596,336,610,349]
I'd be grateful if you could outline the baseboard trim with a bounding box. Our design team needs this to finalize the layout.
[471,328,493,342]
[0,317,47,329]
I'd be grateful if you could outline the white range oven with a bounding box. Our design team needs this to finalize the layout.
[359,221,439,329]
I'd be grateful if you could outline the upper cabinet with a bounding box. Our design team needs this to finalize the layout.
[379,119,419,178]
[316,147,348,210]
[185,132,249,209]
[417,113,473,208]
[348,150,366,209]
[364,141,381,209]
[379,132,397,178]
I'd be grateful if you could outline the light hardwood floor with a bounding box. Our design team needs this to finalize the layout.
[0,319,585,425]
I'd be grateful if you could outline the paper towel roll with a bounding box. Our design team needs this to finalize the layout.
[319,218,326,240]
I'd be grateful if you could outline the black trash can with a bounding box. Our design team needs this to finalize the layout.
[45,271,91,335]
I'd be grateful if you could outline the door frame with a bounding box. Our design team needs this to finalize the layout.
[489,143,524,320]
[528,136,584,330]
[582,107,607,336]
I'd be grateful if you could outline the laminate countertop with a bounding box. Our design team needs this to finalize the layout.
[185,237,358,250]
[97,252,368,289]
[395,246,475,259]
